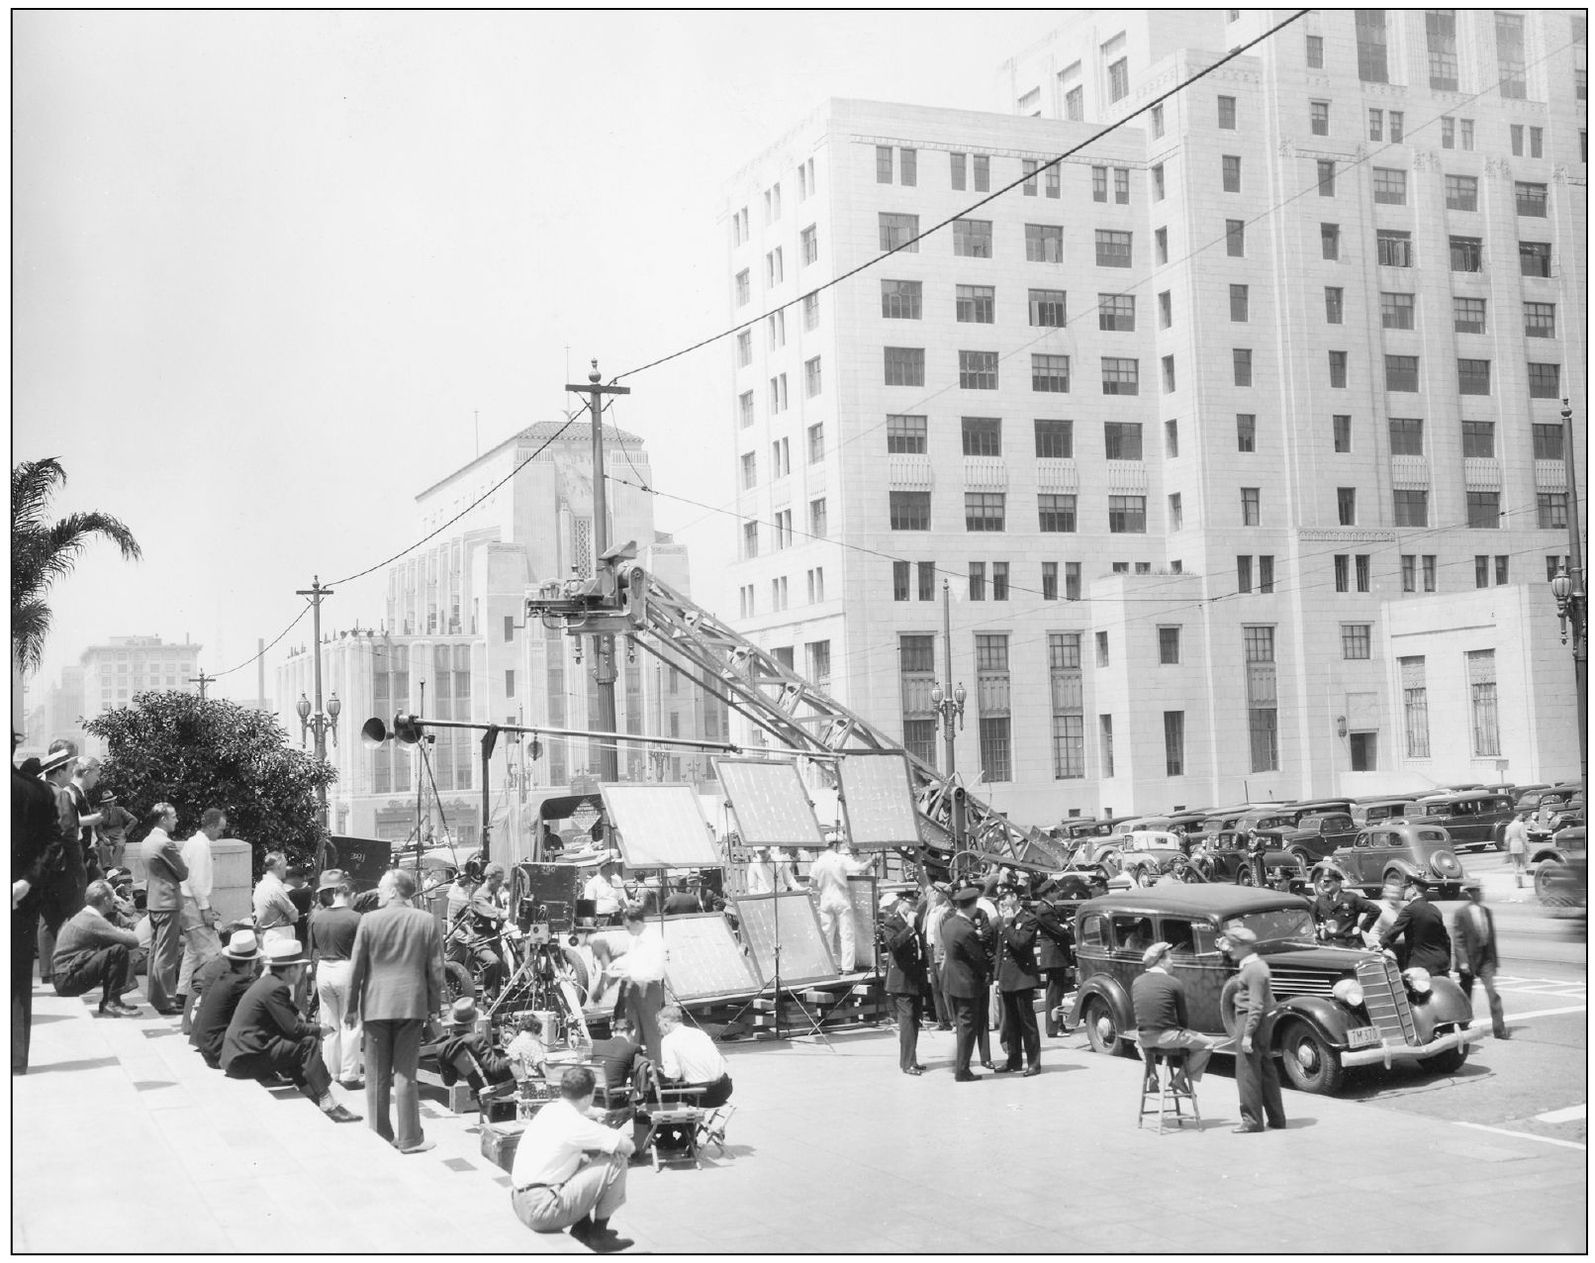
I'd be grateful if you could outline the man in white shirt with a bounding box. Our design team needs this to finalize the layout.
[510,1064,634,1251]
[177,807,227,1009]
[606,905,666,1063]
[252,851,299,943]
[806,837,871,971]
[583,859,626,925]
[657,1005,732,1107]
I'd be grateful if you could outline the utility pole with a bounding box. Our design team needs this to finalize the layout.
[1553,399,1588,789]
[188,669,213,701]
[565,359,631,782]
[295,576,335,863]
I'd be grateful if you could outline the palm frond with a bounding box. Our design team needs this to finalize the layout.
[11,601,52,675]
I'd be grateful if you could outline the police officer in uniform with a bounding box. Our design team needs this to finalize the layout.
[993,885,1042,1075]
[880,890,928,1075]
[1309,865,1381,948]
[1031,878,1074,1037]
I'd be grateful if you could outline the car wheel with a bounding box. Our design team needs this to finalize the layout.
[1536,860,1573,907]
[1290,848,1313,870]
[1429,849,1464,880]
[1082,995,1129,1057]
[442,960,475,1006]
[1277,1019,1344,1095]
[1421,1036,1468,1076]
[1235,865,1256,887]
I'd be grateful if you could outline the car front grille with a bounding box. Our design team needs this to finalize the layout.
[1356,956,1418,1045]
[1269,967,1338,999]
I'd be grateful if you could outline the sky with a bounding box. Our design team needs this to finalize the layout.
[12,8,1067,718]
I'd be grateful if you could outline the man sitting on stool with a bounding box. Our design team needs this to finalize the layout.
[656,1005,733,1107]
[52,879,141,1017]
[437,997,514,1098]
[510,1064,635,1253]
[220,938,362,1124]
[1130,941,1216,1092]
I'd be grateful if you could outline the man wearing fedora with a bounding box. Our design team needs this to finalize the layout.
[220,938,361,1123]
[880,890,927,1076]
[940,884,991,1082]
[1130,941,1216,1091]
[12,731,66,1074]
[50,879,141,1017]
[347,867,446,1154]
[310,869,364,1090]
[191,928,263,1069]
[1219,925,1286,1133]
[438,996,515,1099]
[138,802,188,1015]
[37,744,87,987]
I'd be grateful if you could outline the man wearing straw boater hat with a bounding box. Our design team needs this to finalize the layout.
[190,927,262,1069]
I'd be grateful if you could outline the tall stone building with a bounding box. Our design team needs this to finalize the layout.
[722,9,1585,824]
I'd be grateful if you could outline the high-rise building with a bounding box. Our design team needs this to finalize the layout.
[276,420,727,852]
[75,636,203,756]
[723,10,1585,823]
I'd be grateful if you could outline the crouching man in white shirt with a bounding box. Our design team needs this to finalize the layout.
[510,1064,635,1253]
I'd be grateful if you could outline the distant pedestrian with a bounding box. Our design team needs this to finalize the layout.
[51,879,141,1017]
[347,867,446,1154]
[252,852,298,943]
[138,802,188,1015]
[177,807,227,1012]
[1504,815,1530,888]
[1219,926,1286,1133]
[93,791,136,872]
[12,732,66,1073]
[1452,884,1509,1040]
[879,891,926,1076]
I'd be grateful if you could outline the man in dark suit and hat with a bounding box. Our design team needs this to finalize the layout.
[1452,883,1508,1039]
[940,885,991,1082]
[880,890,927,1076]
[993,885,1042,1075]
[1377,876,1452,976]
[1031,878,1074,1037]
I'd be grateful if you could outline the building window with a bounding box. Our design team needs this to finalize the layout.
[1321,222,1339,260]
[916,561,934,600]
[737,325,753,366]
[1368,108,1383,141]
[1372,167,1407,205]
[1115,167,1130,203]
[766,310,786,350]
[1049,633,1085,778]
[1328,350,1347,388]
[1230,348,1251,387]
[1038,493,1077,533]
[1065,562,1082,601]
[1356,554,1371,592]
[1099,293,1136,331]
[1158,626,1181,665]
[876,145,893,183]
[1334,554,1350,592]
[1107,56,1129,103]
[973,154,989,191]
[960,351,998,390]
[740,451,757,490]
[1259,554,1275,593]
[801,224,818,265]
[1349,732,1377,771]
[1333,486,1355,525]
[807,422,824,463]
[1466,490,1500,528]
[900,148,917,186]
[1241,486,1261,526]
[1324,287,1343,324]
[1032,354,1070,393]
[1310,100,1330,135]
[1473,555,1490,589]
[1461,420,1494,458]
[961,416,1002,457]
[1377,230,1411,267]
[1341,624,1371,660]
[1236,413,1256,452]
[738,390,754,428]
[889,491,930,530]
[1222,154,1241,192]
[1317,160,1336,196]
[1094,229,1132,268]
[883,347,925,387]
[879,212,919,253]
[1496,12,1526,99]
[1096,631,1110,667]
[886,414,927,453]
[1165,420,1179,457]
[1524,302,1556,339]
[1516,182,1549,217]
[1453,296,1486,334]
[1334,414,1352,453]
[1450,236,1483,272]
[1230,284,1250,322]
[1104,421,1142,461]
[1099,714,1115,778]
[893,560,910,602]
[1164,711,1185,777]
[1046,167,1061,199]
[1307,33,1324,68]
[899,634,938,767]
[1468,650,1501,756]
[1457,359,1491,396]
[1381,292,1414,329]
[955,284,996,324]
[1237,554,1253,594]
[1538,492,1570,529]
[1152,163,1164,201]
[950,152,967,190]
[1244,625,1278,772]
[880,279,922,319]
[1101,358,1140,395]
[1520,241,1552,278]
[1217,94,1237,129]
[1027,223,1064,263]
[975,633,1012,780]
[1029,288,1067,327]
[1399,656,1430,758]
[735,270,750,306]
[1528,362,1561,399]
[1161,356,1176,394]
[766,248,783,286]
[1533,423,1565,461]
[742,521,759,559]
[1225,220,1245,258]
[991,561,1010,601]
[805,357,822,398]
[1150,103,1164,138]
[1393,489,1428,527]
[1034,418,1072,459]
[1385,355,1419,392]
[769,374,788,413]
[1356,8,1389,82]
[803,292,820,330]
[964,492,1005,532]
[1108,495,1146,534]
[1426,10,1458,89]
[810,497,828,538]
[1441,116,1455,148]
[954,219,993,258]
[1401,555,1417,592]
[1169,492,1183,530]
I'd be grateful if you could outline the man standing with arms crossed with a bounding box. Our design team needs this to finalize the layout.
[139,803,188,1015]
[347,867,445,1154]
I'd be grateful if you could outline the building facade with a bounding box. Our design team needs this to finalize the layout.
[72,637,203,757]
[276,421,727,855]
[722,9,1585,825]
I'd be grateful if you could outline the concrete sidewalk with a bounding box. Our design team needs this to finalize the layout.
[12,975,1586,1254]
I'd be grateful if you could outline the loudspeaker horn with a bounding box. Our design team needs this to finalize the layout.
[361,717,390,748]
[393,712,424,744]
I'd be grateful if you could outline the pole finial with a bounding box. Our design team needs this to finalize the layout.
[589,358,602,385]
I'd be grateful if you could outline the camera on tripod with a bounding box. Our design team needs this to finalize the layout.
[525,922,552,945]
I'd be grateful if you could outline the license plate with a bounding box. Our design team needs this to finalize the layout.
[1347,1025,1381,1050]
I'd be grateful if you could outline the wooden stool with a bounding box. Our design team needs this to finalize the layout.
[1136,1041,1200,1133]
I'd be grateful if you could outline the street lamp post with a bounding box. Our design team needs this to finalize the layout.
[1551,399,1588,789]
[296,688,341,863]
[930,579,967,848]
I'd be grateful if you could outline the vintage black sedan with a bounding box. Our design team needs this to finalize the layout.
[1067,886,1481,1094]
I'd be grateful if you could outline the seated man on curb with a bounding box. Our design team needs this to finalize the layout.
[510,1064,634,1253]
[656,1005,733,1108]
[219,938,362,1124]
[52,879,141,1017]
[437,997,515,1099]
[1129,940,1217,1092]
[191,929,263,1069]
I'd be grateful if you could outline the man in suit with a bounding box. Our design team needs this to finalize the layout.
[1452,883,1509,1039]
[37,745,86,985]
[880,891,927,1076]
[12,733,65,1074]
[1219,926,1286,1134]
[1377,877,1452,976]
[347,867,446,1154]
[993,886,1042,1076]
[1031,880,1074,1037]
[138,803,188,1014]
[940,885,990,1082]
[191,929,262,1068]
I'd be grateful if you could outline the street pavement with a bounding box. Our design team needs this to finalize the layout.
[12,960,1587,1255]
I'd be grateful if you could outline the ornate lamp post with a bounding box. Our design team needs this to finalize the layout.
[931,578,967,848]
[297,690,341,850]
[1550,397,1588,791]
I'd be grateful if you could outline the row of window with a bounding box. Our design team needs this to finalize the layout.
[886,490,1147,534]
[1370,230,1554,276]
[879,213,1126,265]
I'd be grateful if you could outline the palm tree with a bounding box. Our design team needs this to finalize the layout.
[12,457,142,674]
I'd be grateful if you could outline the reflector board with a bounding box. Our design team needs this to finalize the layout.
[734,891,837,986]
[835,752,922,850]
[660,913,760,1001]
[714,758,826,850]
[599,784,720,869]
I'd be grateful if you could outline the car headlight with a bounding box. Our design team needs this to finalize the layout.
[1402,967,1432,996]
[1331,978,1364,1008]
